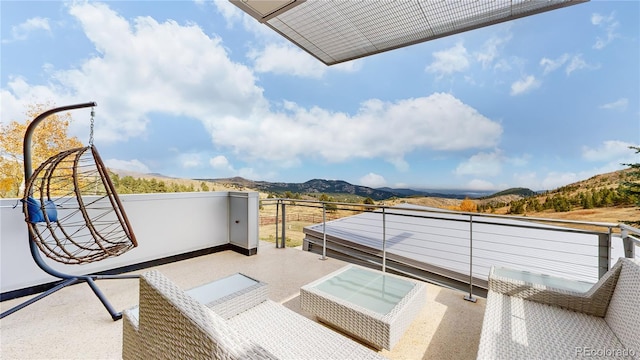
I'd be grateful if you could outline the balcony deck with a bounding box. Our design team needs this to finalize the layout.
[1,241,485,360]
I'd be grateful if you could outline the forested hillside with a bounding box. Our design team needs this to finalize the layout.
[502,169,636,215]
[109,173,216,194]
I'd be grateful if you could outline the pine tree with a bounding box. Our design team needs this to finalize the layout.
[620,146,640,225]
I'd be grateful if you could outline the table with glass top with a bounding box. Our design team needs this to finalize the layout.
[300,265,426,350]
[128,273,267,321]
[491,267,594,293]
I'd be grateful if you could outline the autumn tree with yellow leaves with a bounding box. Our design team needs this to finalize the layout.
[0,103,83,198]
[447,197,478,212]
[459,197,478,212]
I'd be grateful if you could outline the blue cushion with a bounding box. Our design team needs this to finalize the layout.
[25,197,58,223]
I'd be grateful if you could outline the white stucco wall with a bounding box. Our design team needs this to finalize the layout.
[0,191,259,293]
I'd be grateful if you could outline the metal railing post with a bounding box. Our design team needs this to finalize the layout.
[281,201,286,248]
[275,200,280,248]
[621,229,636,258]
[382,207,387,273]
[598,230,612,278]
[464,215,477,303]
[321,202,327,260]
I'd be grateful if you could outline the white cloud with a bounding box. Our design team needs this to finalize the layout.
[331,59,362,73]
[210,155,257,178]
[360,173,386,188]
[475,34,512,69]
[20,2,269,143]
[591,12,619,50]
[541,172,579,191]
[543,169,610,191]
[512,172,541,190]
[539,167,624,191]
[510,170,577,192]
[599,98,628,111]
[518,158,635,192]
[455,150,503,177]
[466,179,496,191]
[510,75,540,96]
[3,17,51,43]
[565,54,598,75]
[540,54,597,76]
[237,167,266,181]
[463,75,478,86]
[426,42,470,77]
[210,155,235,171]
[212,0,243,28]
[507,154,530,167]
[0,83,29,126]
[1,3,502,174]
[104,158,150,173]
[540,54,570,75]
[389,157,410,172]
[249,43,362,78]
[0,76,65,126]
[248,43,360,79]
[213,0,278,40]
[178,153,201,168]
[591,13,607,26]
[589,162,635,176]
[582,140,636,162]
[210,155,229,168]
[493,59,512,72]
[537,140,638,191]
[209,93,502,170]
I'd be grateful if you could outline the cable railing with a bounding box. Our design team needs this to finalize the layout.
[260,198,636,301]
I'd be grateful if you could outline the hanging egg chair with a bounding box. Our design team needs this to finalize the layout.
[1,102,139,322]
[23,144,137,264]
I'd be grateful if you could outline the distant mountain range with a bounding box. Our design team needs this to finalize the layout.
[112,168,630,204]
[199,177,519,201]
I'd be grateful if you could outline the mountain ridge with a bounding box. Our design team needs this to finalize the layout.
[110,168,631,203]
[199,177,508,201]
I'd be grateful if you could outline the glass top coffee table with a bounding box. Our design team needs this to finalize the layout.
[129,273,267,321]
[300,264,426,350]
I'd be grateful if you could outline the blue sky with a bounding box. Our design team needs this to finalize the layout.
[1,1,638,192]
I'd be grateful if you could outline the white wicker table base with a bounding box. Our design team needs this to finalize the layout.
[300,265,426,350]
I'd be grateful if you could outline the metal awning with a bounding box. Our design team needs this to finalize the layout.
[230,0,588,65]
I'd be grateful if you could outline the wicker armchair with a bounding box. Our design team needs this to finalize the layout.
[123,270,387,360]
[477,257,640,359]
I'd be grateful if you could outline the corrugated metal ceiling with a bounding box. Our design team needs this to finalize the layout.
[231,0,587,65]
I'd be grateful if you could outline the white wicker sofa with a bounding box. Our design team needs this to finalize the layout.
[477,257,640,359]
[122,270,387,360]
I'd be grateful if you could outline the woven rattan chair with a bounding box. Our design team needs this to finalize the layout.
[123,270,388,360]
[23,145,136,264]
[1,103,138,322]
[477,257,640,359]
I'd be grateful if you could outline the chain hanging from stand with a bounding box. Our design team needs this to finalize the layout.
[89,107,95,146]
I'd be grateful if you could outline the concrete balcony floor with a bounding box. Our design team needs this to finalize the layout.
[1,241,485,359]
